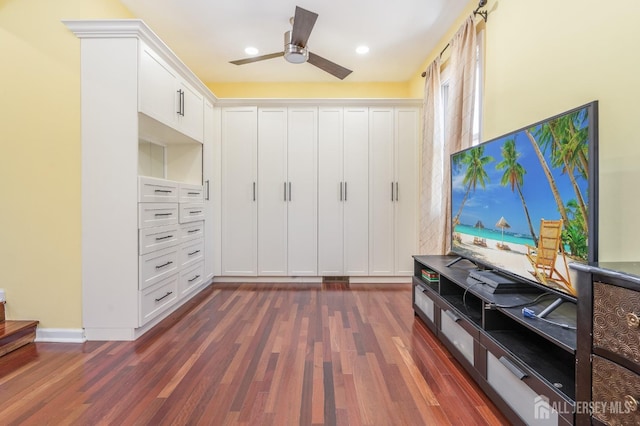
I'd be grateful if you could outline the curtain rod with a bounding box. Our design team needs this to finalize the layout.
[420,0,488,78]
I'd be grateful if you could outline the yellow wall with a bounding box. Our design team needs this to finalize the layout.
[478,0,640,260]
[1,0,132,327]
[208,82,409,99]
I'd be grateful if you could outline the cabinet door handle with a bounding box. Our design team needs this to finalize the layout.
[391,182,394,201]
[395,182,399,201]
[155,235,174,241]
[154,213,172,217]
[187,228,200,234]
[155,261,173,270]
[288,182,291,201]
[176,89,182,115]
[155,291,173,302]
[187,192,200,195]
[181,89,185,116]
[344,182,348,201]
[188,250,201,256]
[284,182,287,201]
[499,356,528,380]
[189,210,202,214]
[444,309,460,322]
[253,182,256,201]
[154,189,172,193]
[188,275,201,283]
[205,180,210,201]
[340,182,343,201]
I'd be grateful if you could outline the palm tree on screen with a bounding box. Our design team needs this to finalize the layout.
[453,146,493,226]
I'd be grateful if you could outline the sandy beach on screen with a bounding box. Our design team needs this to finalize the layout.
[452,232,578,295]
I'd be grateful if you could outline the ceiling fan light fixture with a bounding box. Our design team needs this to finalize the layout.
[356,45,370,55]
[244,46,259,56]
[284,43,309,64]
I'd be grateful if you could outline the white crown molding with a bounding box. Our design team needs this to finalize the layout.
[62,19,216,103]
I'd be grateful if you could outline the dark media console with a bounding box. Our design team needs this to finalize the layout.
[412,255,577,426]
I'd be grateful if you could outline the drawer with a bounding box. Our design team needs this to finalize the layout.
[414,286,435,323]
[180,221,204,243]
[140,273,178,325]
[486,351,559,425]
[179,183,204,203]
[138,176,179,203]
[139,246,179,290]
[138,203,179,229]
[139,224,180,255]
[592,355,640,425]
[180,260,205,297]
[180,239,204,267]
[179,203,205,223]
[440,308,475,365]
[594,281,640,363]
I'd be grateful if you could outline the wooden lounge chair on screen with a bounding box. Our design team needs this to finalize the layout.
[526,219,575,295]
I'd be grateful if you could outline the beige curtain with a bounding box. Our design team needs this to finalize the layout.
[420,15,478,255]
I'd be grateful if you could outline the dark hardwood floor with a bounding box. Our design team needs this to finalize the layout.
[0,282,509,425]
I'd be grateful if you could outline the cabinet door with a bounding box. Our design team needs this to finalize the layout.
[138,42,179,129]
[287,108,318,276]
[178,79,204,142]
[221,107,257,275]
[257,108,288,275]
[318,107,344,275]
[394,108,419,275]
[368,108,395,275]
[203,100,215,281]
[343,108,369,275]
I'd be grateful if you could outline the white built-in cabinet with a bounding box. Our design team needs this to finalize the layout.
[221,107,258,276]
[221,107,318,276]
[368,107,419,275]
[218,102,419,279]
[318,107,369,276]
[65,20,216,341]
[139,42,204,143]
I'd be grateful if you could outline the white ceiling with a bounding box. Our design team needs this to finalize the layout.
[120,0,470,83]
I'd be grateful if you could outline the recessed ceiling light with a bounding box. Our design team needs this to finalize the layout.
[244,47,259,56]
[356,45,370,55]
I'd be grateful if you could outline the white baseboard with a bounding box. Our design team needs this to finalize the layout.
[213,276,412,284]
[35,328,86,343]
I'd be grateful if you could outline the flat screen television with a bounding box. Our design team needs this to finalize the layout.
[450,101,598,301]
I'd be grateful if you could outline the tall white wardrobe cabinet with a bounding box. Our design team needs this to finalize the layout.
[66,20,216,341]
[220,107,318,276]
[219,102,420,280]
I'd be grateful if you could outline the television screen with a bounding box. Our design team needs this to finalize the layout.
[450,102,598,299]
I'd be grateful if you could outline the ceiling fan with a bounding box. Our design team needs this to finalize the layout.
[229,6,353,80]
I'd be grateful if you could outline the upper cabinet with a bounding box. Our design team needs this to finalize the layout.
[139,42,204,143]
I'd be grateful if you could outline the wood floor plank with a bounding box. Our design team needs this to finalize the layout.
[0,282,509,425]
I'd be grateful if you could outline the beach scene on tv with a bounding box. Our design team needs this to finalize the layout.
[451,106,592,296]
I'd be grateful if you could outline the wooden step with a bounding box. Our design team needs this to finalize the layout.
[0,320,39,358]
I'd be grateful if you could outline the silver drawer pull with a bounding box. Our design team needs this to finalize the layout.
[155,235,174,241]
[155,291,173,302]
[187,192,200,195]
[154,213,172,217]
[626,312,639,328]
[187,229,201,234]
[154,189,172,193]
[155,261,173,269]
[188,275,201,283]
[188,250,201,256]
[189,210,202,214]
[499,356,527,380]
[444,310,460,322]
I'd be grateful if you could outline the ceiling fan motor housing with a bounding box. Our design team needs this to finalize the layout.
[284,30,308,64]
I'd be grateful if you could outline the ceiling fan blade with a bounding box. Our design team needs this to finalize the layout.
[230,52,283,65]
[308,52,352,80]
[290,6,318,47]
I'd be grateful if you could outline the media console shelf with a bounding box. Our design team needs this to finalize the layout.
[413,255,577,425]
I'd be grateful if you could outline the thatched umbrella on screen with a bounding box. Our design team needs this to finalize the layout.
[495,216,511,250]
